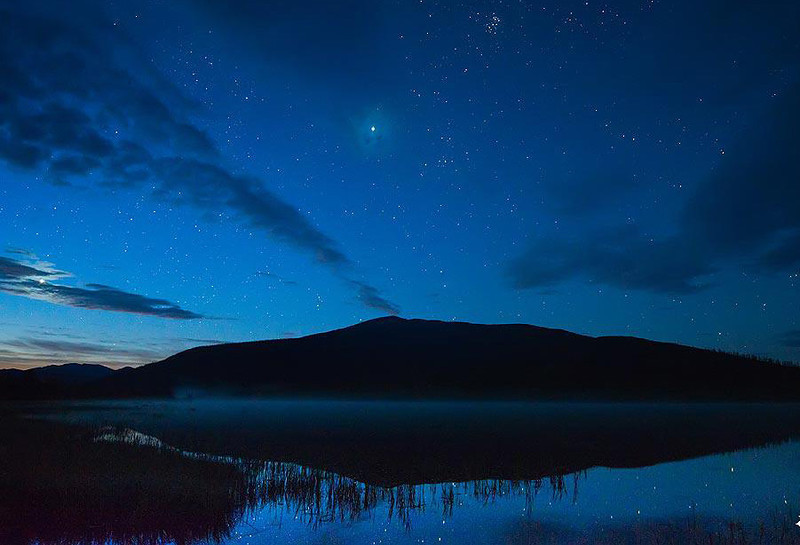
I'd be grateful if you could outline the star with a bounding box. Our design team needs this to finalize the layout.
[370,125,376,132]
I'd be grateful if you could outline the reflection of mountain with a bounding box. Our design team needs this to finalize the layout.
[93,427,562,529]
[38,400,800,487]
[4,402,800,544]
[92,317,800,401]
[0,416,560,545]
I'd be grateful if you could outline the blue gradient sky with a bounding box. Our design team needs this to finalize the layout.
[1,0,799,368]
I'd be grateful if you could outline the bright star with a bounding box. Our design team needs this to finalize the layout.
[370,125,376,132]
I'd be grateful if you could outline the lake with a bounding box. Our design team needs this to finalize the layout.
[2,400,800,544]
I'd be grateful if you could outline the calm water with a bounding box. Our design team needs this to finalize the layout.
[216,442,800,545]
[3,400,800,544]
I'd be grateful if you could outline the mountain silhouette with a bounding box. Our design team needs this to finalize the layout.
[82,316,800,401]
[29,363,116,385]
[0,363,116,400]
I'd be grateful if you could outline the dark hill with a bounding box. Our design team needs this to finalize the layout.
[90,317,800,401]
[0,364,115,400]
[30,363,116,385]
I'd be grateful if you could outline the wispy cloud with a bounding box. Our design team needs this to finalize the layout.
[0,256,66,282]
[180,338,226,346]
[0,337,164,369]
[0,254,203,319]
[0,3,397,313]
[0,331,234,369]
[509,84,800,294]
[351,280,400,315]
[507,225,712,294]
[256,270,298,286]
[779,330,800,349]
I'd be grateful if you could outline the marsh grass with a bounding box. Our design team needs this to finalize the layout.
[0,419,249,545]
[0,418,584,543]
[93,425,584,530]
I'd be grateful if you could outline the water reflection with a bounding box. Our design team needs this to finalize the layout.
[0,419,578,544]
[95,427,577,529]
[31,400,800,486]
[3,402,800,544]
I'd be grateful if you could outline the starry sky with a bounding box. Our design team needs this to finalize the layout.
[1,0,799,368]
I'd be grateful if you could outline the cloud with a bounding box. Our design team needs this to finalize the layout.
[508,225,713,294]
[779,330,800,349]
[545,168,639,217]
[509,83,800,294]
[351,280,401,315]
[180,338,226,345]
[0,256,63,282]
[0,337,163,368]
[0,254,203,319]
[150,158,349,265]
[0,332,233,368]
[10,282,204,320]
[0,2,397,313]
[3,338,160,360]
[256,270,298,286]
[679,84,800,265]
[187,0,395,93]
[5,248,36,257]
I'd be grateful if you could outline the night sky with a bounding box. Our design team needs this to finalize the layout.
[1,0,798,368]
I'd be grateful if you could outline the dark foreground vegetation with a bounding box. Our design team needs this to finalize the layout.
[0,417,248,545]
[4,317,799,401]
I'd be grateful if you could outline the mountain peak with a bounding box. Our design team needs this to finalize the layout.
[359,315,408,325]
[88,318,800,402]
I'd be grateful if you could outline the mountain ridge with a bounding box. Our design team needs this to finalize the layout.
[0,363,116,400]
[1,318,797,401]
[88,316,800,401]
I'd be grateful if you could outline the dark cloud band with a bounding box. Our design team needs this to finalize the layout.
[0,255,203,319]
[0,3,397,314]
[780,330,800,349]
[509,85,800,295]
[351,280,400,315]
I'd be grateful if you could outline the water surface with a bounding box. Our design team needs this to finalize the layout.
[2,400,799,544]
